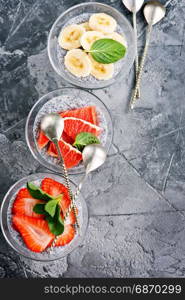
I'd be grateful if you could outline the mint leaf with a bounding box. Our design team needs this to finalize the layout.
[73,132,100,152]
[46,216,64,236]
[89,39,126,64]
[55,204,64,225]
[27,182,53,201]
[33,203,46,215]
[46,205,64,236]
[44,195,63,217]
[29,183,64,236]
[45,199,59,218]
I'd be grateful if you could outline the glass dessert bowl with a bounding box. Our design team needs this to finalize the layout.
[48,2,135,89]
[25,87,113,175]
[0,173,88,261]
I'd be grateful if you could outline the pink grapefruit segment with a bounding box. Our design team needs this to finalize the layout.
[63,117,102,140]
[62,131,74,144]
[37,131,49,149]
[37,130,73,148]
[47,139,82,169]
[60,106,98,125]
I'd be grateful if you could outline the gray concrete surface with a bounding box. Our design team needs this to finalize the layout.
[0,0,185,278]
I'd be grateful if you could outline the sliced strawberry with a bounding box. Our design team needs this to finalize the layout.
[37,130,49,149]
[63,210,77,225]
[55,224,75,247]
[41,178,69,197]
[60,106,98,125]
[47,139,82,169]
[12,215,54,252]
[41,178,71,214]
[12,188,44,219]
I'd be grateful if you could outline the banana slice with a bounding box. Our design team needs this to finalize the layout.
[81,31,104,51]
[80,22,92,31]
[58,24,85,50]
[65,49,92,77]
[88,54,114,80]
[105,32,127,47]
[89,13,117,34]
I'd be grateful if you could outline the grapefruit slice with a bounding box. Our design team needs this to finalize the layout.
[37,130,73,148]
[60,106,98,125]
[63,117,102,140]
[62,131,74,144]
[37,131,49,149]
[47,139,82,169]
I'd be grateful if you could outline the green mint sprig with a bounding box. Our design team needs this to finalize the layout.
[27,182,53,201]
[46,205,64,236]
[89,39,126,64]
[28,182,64,236]
[73,132,100,152]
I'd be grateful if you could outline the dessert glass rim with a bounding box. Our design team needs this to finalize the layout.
[25,86,113,175]
[0,172,89,262]
[47,2,136,89]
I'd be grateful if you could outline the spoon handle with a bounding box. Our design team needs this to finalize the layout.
[48,141,80,253]
[64,173,87,220]
[54,140,80,228]
[132,11,140,99]
[130,23,152,109]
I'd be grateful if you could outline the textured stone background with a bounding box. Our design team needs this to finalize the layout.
[0,0,185,278]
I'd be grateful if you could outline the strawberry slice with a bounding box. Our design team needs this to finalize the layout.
[63,210,77,225]
[55,224,75,247]
[41,178,71,214]
[12,188,44,219]
[37,131,49,149]
[12,215,54,252]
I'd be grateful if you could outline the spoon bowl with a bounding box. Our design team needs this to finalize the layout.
[144,1,166,25]
[122,0,144,13]
[41,113,64,141]
[71,143,107,201]
[82,144,107,175]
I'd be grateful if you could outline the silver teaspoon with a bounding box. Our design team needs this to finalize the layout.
[122,0,144,98]
[41,113,79,228]
[130,1,166,109]
[65,144,107,219]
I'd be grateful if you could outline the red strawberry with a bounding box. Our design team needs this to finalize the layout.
[12,188,44,219]
[37,131,49,149]
[55,224,75,247]
[63,210,77,225]
[41,178,71,214]
[12,215,54,252]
